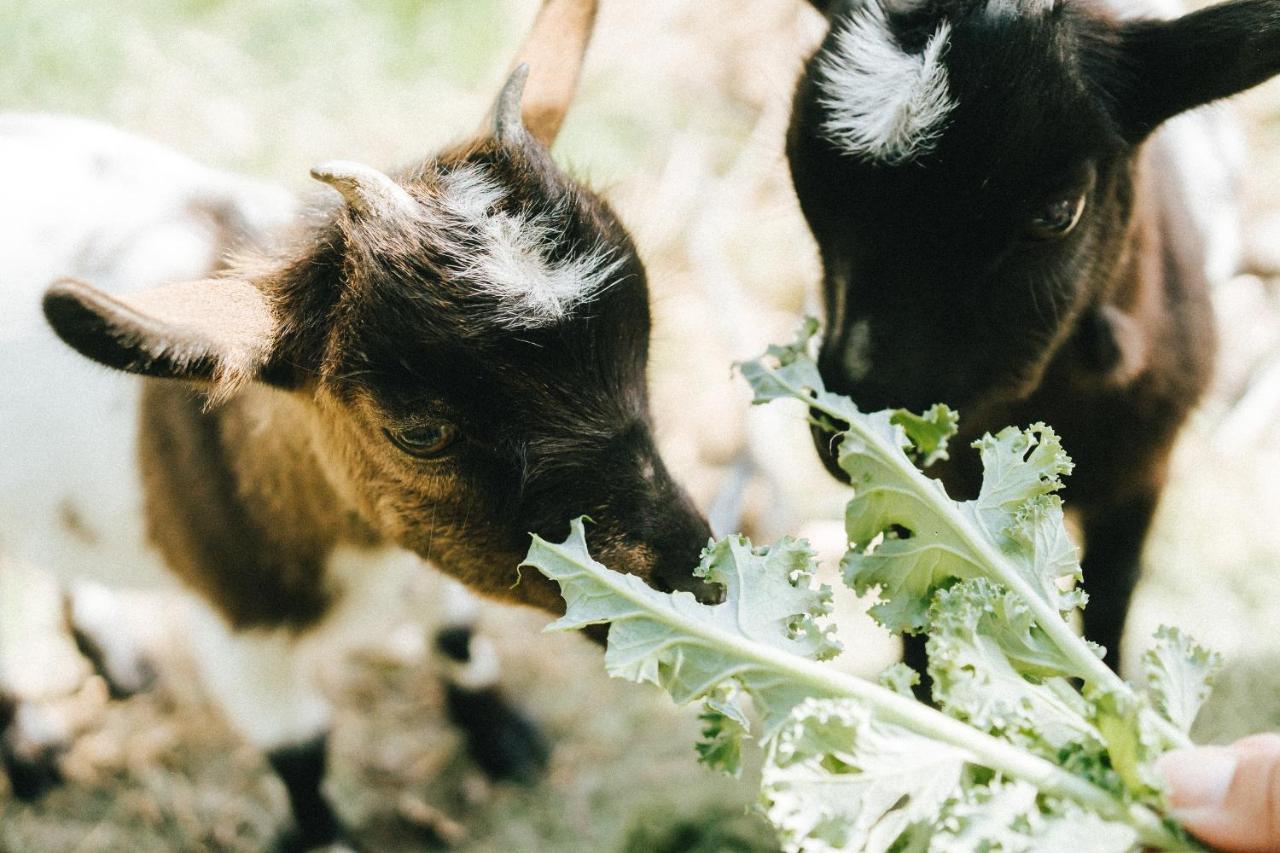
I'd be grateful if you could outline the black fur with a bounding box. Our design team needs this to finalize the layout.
[434,625,473,663]
[434,624,552,782]
[0,694,63,802]
[789,0,1279,676]
[444,684,551,784]
[267,737,343,852]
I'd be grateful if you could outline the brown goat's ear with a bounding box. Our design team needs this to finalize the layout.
[43,277,278,395]
[491,0,598,146]
[1115,0,1280,141]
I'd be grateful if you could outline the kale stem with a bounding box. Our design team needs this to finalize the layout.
[769,366,1193,752]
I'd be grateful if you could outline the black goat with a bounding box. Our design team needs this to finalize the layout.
[789,0,1278,678]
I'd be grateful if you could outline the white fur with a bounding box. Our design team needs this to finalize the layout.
[0,555,88,701]
[68,582,156,695]
[0,114,297,591]
[0,114,296,711]
[444,636,501,691]
[841,318,874,382]
[439,578,481,627]
[435,580,503,689]
[435,165,624,328]
[184,545,422,749]
[817,6,955,164]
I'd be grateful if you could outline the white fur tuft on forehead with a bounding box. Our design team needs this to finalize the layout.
[816,4,956,164]
[433,165,623,329]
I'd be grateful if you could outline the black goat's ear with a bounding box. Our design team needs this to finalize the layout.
[43,277,281,398]
[1115,0,1280,141]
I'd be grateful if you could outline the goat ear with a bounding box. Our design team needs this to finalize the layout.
[42,277,279,393]
[1116,0,1280,141]
[495,0,598,146]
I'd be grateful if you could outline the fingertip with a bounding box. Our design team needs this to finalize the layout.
[1159,734,1280,853]
[1158,746,1238,811]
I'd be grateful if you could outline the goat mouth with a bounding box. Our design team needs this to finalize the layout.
[651,566,726,605]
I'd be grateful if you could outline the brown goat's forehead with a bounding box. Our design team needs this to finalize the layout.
[330,138,644,334]
[281,135,651,420]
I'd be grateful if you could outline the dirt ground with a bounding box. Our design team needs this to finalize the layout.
[4,0,1280,850]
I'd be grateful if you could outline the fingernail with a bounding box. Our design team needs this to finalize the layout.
[1158,747,1239,812]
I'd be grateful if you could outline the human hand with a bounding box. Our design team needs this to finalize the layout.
[1158,733,1280,852]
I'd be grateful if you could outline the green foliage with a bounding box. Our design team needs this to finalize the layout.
[524,321,1218,852]
[1143,626,1223,734]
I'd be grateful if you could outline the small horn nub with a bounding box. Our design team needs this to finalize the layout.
[310,160,418,219]
[493,63,531,144]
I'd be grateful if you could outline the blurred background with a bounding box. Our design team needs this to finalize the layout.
[3,0,1280,849]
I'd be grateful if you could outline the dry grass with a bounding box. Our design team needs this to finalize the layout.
[3,0,1280,849]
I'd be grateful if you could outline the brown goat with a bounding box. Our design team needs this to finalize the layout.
[0,1,716,846]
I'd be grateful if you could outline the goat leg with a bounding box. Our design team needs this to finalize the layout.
[1080,488,1160,674]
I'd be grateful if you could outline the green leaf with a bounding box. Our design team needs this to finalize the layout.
[695,535,842,664]
[839,414,984,634]
[762,699,966,853]
[1090,688,1170,797]
[927,580,1105,758]
[967,425,1082,614]
[932,781,1139,852]
[528,322,1209,852]
[528,520,840,736]
[878,662,921,698]
[696,685,751,777]
[930,779,1041,851]
[1031,809,1140,853]
[929,578,1085,680]
[737,316,824,405]
[742,328,1102,689]
[526,520,1184,850]
[892,404,960,468]
[1142,626,1222,734]
[838,422,1083,636]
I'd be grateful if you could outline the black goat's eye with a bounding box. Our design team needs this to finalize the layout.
[387,423,458,458]
[1027,195,1086,241]
[1027,194,1086,241]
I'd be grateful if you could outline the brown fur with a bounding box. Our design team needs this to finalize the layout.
[43,277,276,406]
[138,382,351,629]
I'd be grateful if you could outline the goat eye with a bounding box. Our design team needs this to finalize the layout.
[387,424,458,458]
[1027,194,1086,241]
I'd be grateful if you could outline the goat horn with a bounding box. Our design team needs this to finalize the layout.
[309,160,418,219]
[502,0,598,146]
[492,63,531,143]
